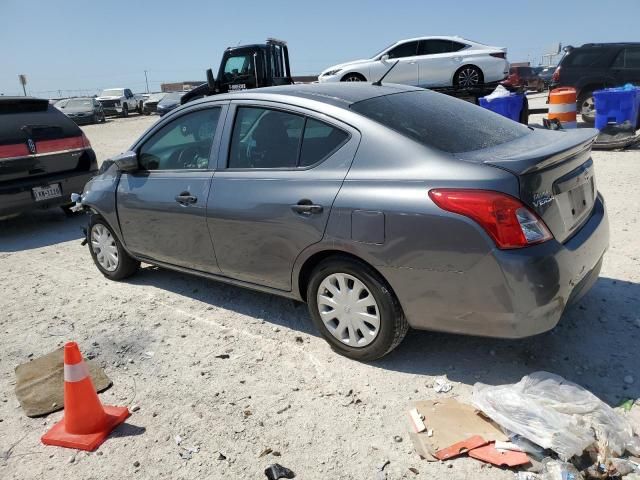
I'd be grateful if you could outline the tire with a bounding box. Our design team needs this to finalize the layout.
[454,65,483,87]
[341,73,366,82]
[137,101,143,114]
[578,90,596,124]
[100,112,106,123]
[306,256,408,361]
[88,215,140,280]
[121,104,129,118]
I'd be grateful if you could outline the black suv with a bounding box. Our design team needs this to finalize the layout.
[551,42,640,123]
[0,97,98,219]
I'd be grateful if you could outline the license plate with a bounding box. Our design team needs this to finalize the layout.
[32,184,62,201]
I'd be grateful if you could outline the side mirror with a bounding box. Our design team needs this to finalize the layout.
[380,54,390,62]
[112,151,138,171]
[206,68,215,90]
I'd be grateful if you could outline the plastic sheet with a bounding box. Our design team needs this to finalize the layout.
[472,372,636,460]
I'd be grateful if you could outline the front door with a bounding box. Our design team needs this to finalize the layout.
[417,39,467,87]
[612,47,640,86]
[117,105,225,272]
[207,102,359,290]
[381,40,420,85]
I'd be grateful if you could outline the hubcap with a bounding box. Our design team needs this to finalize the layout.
[91,224,118,272]
[344,76,363,82]
[316,273,380,347]
[458,68,480,87]
[581,96,595,116]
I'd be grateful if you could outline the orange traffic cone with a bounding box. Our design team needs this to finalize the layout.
[41,342,130,451]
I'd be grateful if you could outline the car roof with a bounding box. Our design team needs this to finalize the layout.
[195,83,423,109]
[579,42,640,48]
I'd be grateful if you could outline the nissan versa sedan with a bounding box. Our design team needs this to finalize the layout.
[74,83,608,360]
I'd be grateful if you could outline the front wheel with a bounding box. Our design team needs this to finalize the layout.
[121,104,129,118]
[306,257,408,361]
[88,216,140,280]
[454,65,483,87]
[137,101,143,114]
[341,73,366,82]
[578,91,596,124]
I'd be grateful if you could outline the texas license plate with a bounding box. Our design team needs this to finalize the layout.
[32,184,62,201]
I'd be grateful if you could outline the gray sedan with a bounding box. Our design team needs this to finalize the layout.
[55,97,106,124]
[76,83,608,360]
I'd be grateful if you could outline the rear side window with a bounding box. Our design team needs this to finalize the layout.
[418,40,466,55]
[561,49,612,67]
[228,107,348,169]
[613,47,640,68]
[351,90,530,153]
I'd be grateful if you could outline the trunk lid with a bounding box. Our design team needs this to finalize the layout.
[0,98,88,182]
[457,128,599,243]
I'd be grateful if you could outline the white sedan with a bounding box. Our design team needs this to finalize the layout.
[318,36,509,88]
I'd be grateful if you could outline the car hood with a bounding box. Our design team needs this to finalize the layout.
[158,100,179,108]
[321,58,372,75]
[96,96,122,101]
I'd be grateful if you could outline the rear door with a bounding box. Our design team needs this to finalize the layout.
[612,46,640,85]
[417,39,467,87]
[382,41,420,85]
[207,101,359,290]
[116,103,227,272]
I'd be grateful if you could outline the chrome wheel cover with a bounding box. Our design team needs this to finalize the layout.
[344,75,363,82]
[458,68,480,87]
[316,273,380,347]
[91,224,119,272]
[581,96,595,116]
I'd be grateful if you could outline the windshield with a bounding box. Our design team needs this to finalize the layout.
[65,98,93,108]
[351,90,530,153]
[162,92,183,102]
[147,93,166,102]
[100,89,124,97]
[371,42,397,59]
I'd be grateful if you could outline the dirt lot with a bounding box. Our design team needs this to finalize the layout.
[1,109,639,480]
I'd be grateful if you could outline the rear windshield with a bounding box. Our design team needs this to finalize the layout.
[350,90,530,153]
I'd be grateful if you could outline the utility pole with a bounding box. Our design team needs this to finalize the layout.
[144,70,149,93]
[18,74,27,96]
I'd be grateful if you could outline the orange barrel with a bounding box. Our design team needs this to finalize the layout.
[548,87,577,128]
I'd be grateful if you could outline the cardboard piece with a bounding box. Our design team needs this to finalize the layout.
[15,347,112,417]
[468,443,530,467]
[408,398,508,461]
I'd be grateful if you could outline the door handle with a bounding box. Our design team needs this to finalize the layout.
[291,199,323,215]
[175,192,197,205]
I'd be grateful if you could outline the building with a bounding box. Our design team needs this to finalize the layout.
[161,81,203,93]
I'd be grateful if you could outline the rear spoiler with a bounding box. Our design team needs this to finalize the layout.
[0,97,49,114]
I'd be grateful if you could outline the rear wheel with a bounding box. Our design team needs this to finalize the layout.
[306,257,408,361]
[341,73,366,82]
[121,104,129,118]
[454,65,483,87]
[578,90,596,124]
[88,215,139,280]
[137,101,143,114]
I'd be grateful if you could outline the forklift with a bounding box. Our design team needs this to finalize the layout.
[181,38,293,104]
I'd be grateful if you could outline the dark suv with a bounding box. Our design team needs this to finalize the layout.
[551,42,640,122]
[0,97,98,219]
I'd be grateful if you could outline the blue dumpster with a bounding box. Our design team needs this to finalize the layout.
[594,84,640,130]
[479,93,524,122]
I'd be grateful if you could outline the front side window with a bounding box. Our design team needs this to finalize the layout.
[223,55,254,81]
[138,107,221,170]
[228,107,349,169]
[387,41,419,59]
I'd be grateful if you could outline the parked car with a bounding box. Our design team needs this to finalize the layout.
[55,97,106,124]
[318,36,508,88]
[0,96,97,219]
[551,42,640,123]
[156,92,184,116]
[538,65,557,87]
[504,66,545,92]
[75,83,608,360]
[96,88,144,117]
[142,93,166,115]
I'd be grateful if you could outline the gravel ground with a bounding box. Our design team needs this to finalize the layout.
[1,110,639,480]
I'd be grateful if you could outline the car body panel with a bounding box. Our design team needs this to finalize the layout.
[79,83,608,341]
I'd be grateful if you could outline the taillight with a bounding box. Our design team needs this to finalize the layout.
[552,66,561,83]
[428,189,553,249]
[81,132,91,148]
[490,52,506,59]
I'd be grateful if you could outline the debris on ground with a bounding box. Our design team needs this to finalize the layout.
[468,443,530,467]
[15,346,112,417]
[264,463,295,480]
[376,459,390,480]
[433,377,453,393]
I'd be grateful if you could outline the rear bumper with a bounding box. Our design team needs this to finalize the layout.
[0,169,97,217]
[382,194,609,338]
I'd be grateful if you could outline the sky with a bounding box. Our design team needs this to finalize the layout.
[1,0,639,97]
